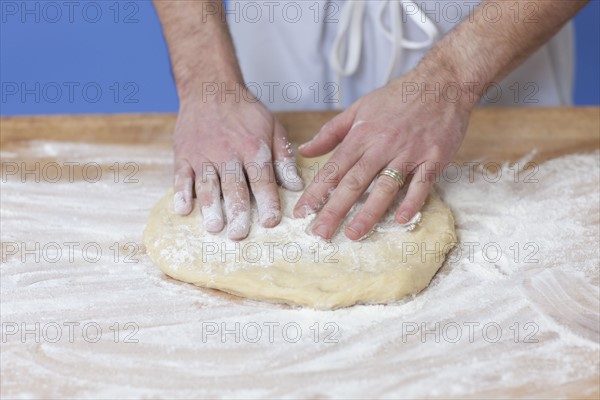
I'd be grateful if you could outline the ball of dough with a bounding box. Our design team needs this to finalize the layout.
[144,159,457,310]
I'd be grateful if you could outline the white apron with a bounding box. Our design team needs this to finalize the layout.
[227,0,574,111]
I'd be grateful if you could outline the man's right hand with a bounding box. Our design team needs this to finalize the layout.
[153,1,302,240]
[172,88,303,240]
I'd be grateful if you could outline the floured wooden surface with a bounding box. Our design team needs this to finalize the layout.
[1,111,599,398]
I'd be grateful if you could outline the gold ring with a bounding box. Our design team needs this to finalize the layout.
[378,167,405,188]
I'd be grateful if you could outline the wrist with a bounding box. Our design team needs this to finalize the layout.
[174,52,245,104]
[178,77,252,109]
[414,55,482,113]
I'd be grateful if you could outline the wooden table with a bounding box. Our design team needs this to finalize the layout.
[1,108,599,399]
[2,107,598,161]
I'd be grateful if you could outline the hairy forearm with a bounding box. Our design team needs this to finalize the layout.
[153,0,243,101]
[418,0,588,108]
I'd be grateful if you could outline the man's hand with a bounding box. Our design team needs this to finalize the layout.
[294,68,470,240]
[294,0,588,240]
[173,92,302,240]
[154,0,302,240]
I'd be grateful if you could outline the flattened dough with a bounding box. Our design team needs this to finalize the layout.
[144,155,457,310]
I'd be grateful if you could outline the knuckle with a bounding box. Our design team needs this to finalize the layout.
[359,207,379,223]
[219,160,245,186]
[319,206,342,221]
[403,160,420,175]
[319,162,341,184]
[174,171,193,189]
[343,173,365,192]
[320,120,333,135]
[196,163,218,183]
[344,126,363,140]
[428,145,445,163]
[236,182,250,196]
[175,161,193,177]
[329,147,352,165]
[413,162,440,184]
[197,190,213,206]
[330,129,343,143]
[323,114,345,135]
[196,176,219,193]
[220,139,234,150]
[245,138,263,153]
[225,196,249,214]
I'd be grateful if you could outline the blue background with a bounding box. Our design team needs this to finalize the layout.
[1,0,598,116]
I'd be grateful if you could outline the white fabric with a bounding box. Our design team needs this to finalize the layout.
[227,0,574,111]
[375,0,439,82]
[329,0,439,102]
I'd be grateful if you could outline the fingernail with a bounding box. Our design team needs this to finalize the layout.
[293,204,306,218]
[313,224,330,239]
[204,218,223,233]
[255,193,281,228]
[294,203,316,218]
[346,222,364,239]
[173,191,191,215]
[202,202,224,233]
[227,213,250,241]
[398,211,410,224]
[277,159,304,191]
[286,169,304,191]
[260,211,280,228]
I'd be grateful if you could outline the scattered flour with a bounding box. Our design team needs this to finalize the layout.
[1,140,598,398]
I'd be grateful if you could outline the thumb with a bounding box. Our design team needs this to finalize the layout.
[298,108,356,157]
[272,121,304,191]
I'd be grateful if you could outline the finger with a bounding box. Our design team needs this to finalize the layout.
[298,108,357,157]
[310,155,381,240]
[245,142,281,228]
[272,121,303,191]
[293,144,362,219]
[395,161,441,224]
[345,160,405,240]
[173,159,194,215]
[194,161,224,233]
[219,160,251,240]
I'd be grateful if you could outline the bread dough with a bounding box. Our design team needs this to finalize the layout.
[143,155,457,310]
